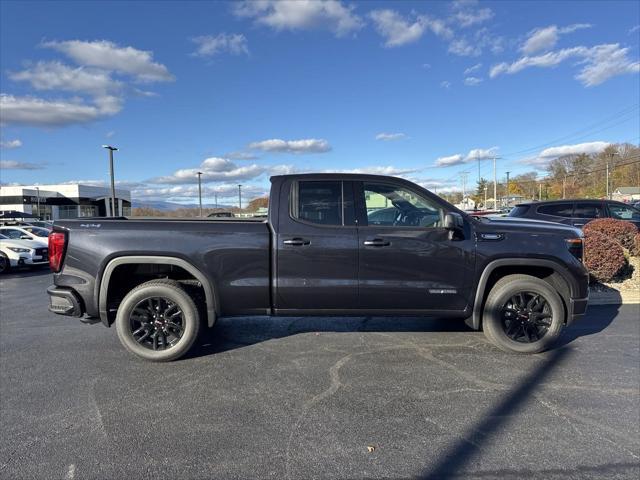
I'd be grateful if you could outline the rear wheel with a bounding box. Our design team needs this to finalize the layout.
[482,274,564,354]
[115,279,201,361]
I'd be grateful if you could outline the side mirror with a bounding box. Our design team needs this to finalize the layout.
[444,212,463,231]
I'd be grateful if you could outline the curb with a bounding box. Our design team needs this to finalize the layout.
[589,290,640,306]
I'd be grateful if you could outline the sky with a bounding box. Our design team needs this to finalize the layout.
[0,0,639,204]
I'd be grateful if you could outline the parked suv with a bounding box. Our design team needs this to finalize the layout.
[509,199,640,229]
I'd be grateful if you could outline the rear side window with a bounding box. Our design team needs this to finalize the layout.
[574,203,604,219]
[292,181,343,226]
[537,203,574,217]
[508,205,530,217]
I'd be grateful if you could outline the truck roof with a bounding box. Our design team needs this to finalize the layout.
[270,173,408,182]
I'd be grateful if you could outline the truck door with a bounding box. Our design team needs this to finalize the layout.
[275,179,358,311]
[355,180,475,312]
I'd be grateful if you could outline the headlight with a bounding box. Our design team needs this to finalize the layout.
[7,247,31,253]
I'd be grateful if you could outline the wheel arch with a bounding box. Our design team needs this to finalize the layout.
[98,256,218,328]
[471,258,576,330]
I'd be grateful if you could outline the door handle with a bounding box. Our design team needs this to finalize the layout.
[363,238,391,247]
[283,237,311,246]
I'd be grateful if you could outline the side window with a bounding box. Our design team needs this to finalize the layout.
[292,181,343,226]
[1,229,22,239]
[363,183,443,227]
[537,203,574,217]
[574,203,603,219]
[609,204,640,221]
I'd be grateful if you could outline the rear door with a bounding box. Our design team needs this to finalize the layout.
[535,202,575,225]
[275,179,358,311]
[355,180,475,312]
[571,201,605,228]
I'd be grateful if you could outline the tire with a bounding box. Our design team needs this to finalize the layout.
[482,274,565,354]
[115,279,201,362]
[0,253,10,274]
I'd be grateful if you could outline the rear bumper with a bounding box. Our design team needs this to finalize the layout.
[47,286,83,317]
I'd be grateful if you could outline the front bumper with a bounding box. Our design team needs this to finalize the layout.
[47,286,83,317]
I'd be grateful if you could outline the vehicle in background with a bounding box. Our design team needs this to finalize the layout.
[509,199,640,229]
[633,200,640,210]
[207,211,234,218]
[0,233,49,273]
[0,226,51,241]
[48,173,589,362]
[26,221,54,230]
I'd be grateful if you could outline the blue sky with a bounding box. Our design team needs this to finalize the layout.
[1,0,639,203]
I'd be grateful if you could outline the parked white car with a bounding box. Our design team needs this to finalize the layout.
[0,233,49,273]
[0,226,50,242]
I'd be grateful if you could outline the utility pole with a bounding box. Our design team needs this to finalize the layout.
[483,185,487,210]
[102,145,118,217]
[35,187,40,219]
[606,163,610,200]
[238,184,243,210]
[505,171,510,208]
[562,175,566,199]
[214,192,218,209]
[538,182,542,201]
[493,155,498,210]
[196,172,203,217]
[460,171,469,205]
[477,152,481,184]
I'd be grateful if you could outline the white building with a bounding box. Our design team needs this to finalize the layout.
[0,184,131,220]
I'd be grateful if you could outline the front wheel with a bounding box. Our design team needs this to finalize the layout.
[115,279,201,361]
[0,253,10,274]
[482,274,565,354]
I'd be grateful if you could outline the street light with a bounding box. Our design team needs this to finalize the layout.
[196,172,203,217]
[238,184,243,210]
[102,145,118,217]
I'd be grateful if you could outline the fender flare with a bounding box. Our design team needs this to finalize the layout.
[98,256,217,328]
[471,258,577,330]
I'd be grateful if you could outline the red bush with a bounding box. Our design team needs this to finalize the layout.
[583,218,638,251]
[634,233,640,257]
[583,231,627,282]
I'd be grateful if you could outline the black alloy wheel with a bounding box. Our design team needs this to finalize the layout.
[129,296,185,351]
[500,292,553,343]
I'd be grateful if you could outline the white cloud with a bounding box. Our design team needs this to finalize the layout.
[9,61,121,96]
[233,0,363,37]
[191,33,249,57]
[225,151,259,160]
[539,141,610,158]
[0,139,22,149]
[436,147,498,167]
[0,160,44,170]
[464,76,482,86]
[327,166,419,176]
[436,154,464,167]
[42,40,174,83]
[0,93,122,127]
[369,9,452,47]
[520,141,611,167]
[375,132,407,141]
[630,25,640,35]
[464,63,481,75]
[448,28,503,57]
[490,43,639,86]
[133,183,268,202]
[521,24,591,55]
[106,131,115,138]
[151,157,268,184]
[450,0,494,28]
[440,80,452,89]
[248,138,331,154]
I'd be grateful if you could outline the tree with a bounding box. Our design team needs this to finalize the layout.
[246,196,269,212]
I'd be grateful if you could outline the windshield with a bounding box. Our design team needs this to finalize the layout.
[23,227,49,237]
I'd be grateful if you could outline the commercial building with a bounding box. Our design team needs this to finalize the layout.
[0,184,131,220]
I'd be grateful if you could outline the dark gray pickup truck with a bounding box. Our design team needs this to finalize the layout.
[47,174,589,361]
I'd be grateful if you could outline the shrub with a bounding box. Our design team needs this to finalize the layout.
[583,231,627,282]
[583,218,638,252]
[634,233,640,257]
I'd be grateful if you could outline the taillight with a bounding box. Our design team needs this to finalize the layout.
[48,231,67,272]
[565,238,583,262]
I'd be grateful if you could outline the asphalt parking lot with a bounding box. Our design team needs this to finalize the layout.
[1,269,639,480]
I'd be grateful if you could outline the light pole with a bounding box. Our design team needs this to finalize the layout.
[196,172,203,217]
[35,187,40,219]
[238,184,243,210]
[102,145,118,216]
